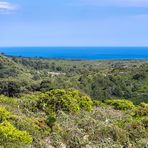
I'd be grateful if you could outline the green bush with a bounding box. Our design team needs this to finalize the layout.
[19,93,41,113]
[134,103,148,117]
[10,115,51,147]
[105,99,135,110]
[0,107,11,122]
[46,113,56,127]
[0,95,17,105]
[0,121,32,146]
[0,107,33,147]
[93,100,105,107]
[38,89,93,113]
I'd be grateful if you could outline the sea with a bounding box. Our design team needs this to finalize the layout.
[0,47,148,60]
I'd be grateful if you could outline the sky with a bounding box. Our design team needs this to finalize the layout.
[0,0,148,46]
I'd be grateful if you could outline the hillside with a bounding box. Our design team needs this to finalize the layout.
[0,90,148,147]
[0,55,148,147]
[0,54,148,103]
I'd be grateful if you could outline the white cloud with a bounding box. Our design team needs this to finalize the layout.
[0,1,17,12]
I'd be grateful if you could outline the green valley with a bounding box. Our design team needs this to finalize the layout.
[0,54,148,147]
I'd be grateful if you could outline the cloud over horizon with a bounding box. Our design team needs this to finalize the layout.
[0,1,17,13]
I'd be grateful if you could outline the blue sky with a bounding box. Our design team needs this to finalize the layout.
[0,0,148,46]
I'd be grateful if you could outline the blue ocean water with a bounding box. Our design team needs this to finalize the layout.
[0,47,148,60]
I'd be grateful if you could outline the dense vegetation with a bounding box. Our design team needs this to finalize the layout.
[0,54,148,147]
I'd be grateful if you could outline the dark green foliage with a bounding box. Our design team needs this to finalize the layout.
[39,80,55,92]
[0,80,27,97]
[0,68,18,78]
[133,72,147,80]
[46,113,56,127]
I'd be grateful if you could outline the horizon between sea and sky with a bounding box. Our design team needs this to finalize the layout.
[0,0,148,47]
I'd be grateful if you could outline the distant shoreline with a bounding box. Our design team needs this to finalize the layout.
[1,54,148,62]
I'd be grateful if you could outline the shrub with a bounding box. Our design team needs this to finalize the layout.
[0,80,27,97]
[0,121,32,146]
[49,110,129,147]
[125,121,148,141]
[142,119,148,128]
[46,111,57,127]
[0,95,17,105]
[0,107,11,122]
[38,89,93,113]
[93,100,105,107]
[19,93,42,113]
[134,103,148,117]
[10,115,51,147]
[105,99,135,110]
[133,72,146,80]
